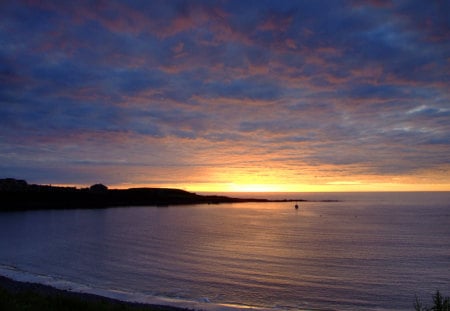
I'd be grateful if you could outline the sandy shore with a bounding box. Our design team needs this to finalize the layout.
[0,275,191,311]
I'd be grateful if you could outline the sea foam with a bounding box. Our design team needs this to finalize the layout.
[0,264,275,311]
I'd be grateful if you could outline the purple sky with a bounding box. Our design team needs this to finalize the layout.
[1,0,449,191]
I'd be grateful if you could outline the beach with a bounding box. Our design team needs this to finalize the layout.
[0,275,190,311]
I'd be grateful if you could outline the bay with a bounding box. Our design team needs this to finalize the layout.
[1,192,449,310]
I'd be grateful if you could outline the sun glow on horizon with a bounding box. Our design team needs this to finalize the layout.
[162,182,450,193]
[48,171,450,193]
[226,183,289,193]
[46,181,450,192]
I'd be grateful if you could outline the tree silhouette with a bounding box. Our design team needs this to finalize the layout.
[414,291,450,311]
[89,183,108,192]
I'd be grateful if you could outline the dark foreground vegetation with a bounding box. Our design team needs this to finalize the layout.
[1,275,447,311]
[414,291,450,311]
[1,178,330,211]
[0,276,188,311]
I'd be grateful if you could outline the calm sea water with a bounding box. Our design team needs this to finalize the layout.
[1,192,449,311]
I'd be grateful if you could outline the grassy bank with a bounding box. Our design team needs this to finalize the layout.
[0,287,148,311]
[0,276,189,311]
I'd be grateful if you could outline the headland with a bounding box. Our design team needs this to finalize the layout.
[0,178,329,211]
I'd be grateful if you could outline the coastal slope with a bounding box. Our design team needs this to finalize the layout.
[0,275,189,311]
[0,178,271,210]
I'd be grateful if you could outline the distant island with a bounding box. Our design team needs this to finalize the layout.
[0,178,337,211]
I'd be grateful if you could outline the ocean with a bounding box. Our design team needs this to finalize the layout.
[0,192,449,310]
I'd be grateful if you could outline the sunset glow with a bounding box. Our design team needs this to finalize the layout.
[1,1,449,191]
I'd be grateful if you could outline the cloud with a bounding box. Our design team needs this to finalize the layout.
[0,0,449,188]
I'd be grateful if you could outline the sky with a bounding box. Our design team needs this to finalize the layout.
[1,0,449,192]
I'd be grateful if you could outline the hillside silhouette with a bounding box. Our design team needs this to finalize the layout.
[0,178,272,210]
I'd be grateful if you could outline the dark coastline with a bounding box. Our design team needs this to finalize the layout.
[1,178,334,211]
[0,275,191,311]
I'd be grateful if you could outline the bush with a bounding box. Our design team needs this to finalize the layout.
[414,291,450,311]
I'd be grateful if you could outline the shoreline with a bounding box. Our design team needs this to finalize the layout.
[0,274,191,311]
[0,178,267,210]
[1,178,339,211]
[0,273,273,311]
